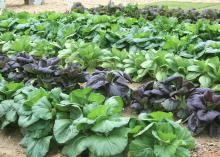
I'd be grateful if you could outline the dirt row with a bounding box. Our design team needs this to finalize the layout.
[0,129,62,157]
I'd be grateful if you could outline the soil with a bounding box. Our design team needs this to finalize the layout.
[0,129,24,157]
[5,0,220,13]
[0,127,219,157]
[192,136,220,157]
[0,128,64,157]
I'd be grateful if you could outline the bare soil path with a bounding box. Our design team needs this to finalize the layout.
[0,129,63,157]
[192,136,220,157]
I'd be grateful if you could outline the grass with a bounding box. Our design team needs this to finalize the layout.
[143,1,220,10]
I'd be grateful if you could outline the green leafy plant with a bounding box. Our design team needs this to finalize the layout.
[131,76,194,119]
[186,57,220,88]
[0,77,196,157]
[129,112,195,157]
[124,51,150,81]
[58,40,107,72]
[101,48,128,70]
[6,36,32,55]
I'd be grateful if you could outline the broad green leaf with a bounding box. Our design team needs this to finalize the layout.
[83,103,99,115]
[69,105,83,120]
[32,97,53,120]
[69,88,92,106]
[0,100,12,118]
[62,136,88,157]
[18,114,39,128]
[5,109,17,123]
[141,60,152,68]
[55,101,82,120]
[212,84,220,92]
[155,71,167,81]
[130,136,155,157]
[186,72,200,80]
[91,117,130,133]
[24,88,48,107]
[152,130,176,143]
[125,68,137,74]
[87,127,129,156]
[73,117,95,130]
[87,105,109,119]
[50,88,67,102]
[163,35,179,50]
[62,127,129,157]
[11,36,32,53]
[54,119,79,144]
[174,147,191,157]
[199,75,211,87]
[0,100,18,129]
[25,120,53,139]
[154,141,180,157]
[150,112,173,121]
[187,65,200,72]
[174,125,195,149]
[25,136,52,157]
[88,93,105,104]
[104,96,124,115]
[4,82,24,96]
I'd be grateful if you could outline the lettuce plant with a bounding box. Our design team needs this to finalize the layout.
[4,36,32,55]
[129,112,195,157]
[101,48,128,70]
[186,57,220,88]
[86,70,132,98]
[0,54,86,91]
[124,51,150,82]
[0,77,196,157]
[58,40,107,72]
[131,76,194,119]
[187,88,220,136]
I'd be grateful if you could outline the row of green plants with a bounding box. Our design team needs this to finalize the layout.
[0,11,220,88]
[0,11,220,55]
[72,2,220,22]
[0,76,195,157]
[2,41,220,89]
[1,51,220,137]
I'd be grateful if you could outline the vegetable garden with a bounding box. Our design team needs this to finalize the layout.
[0,2,220,157]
